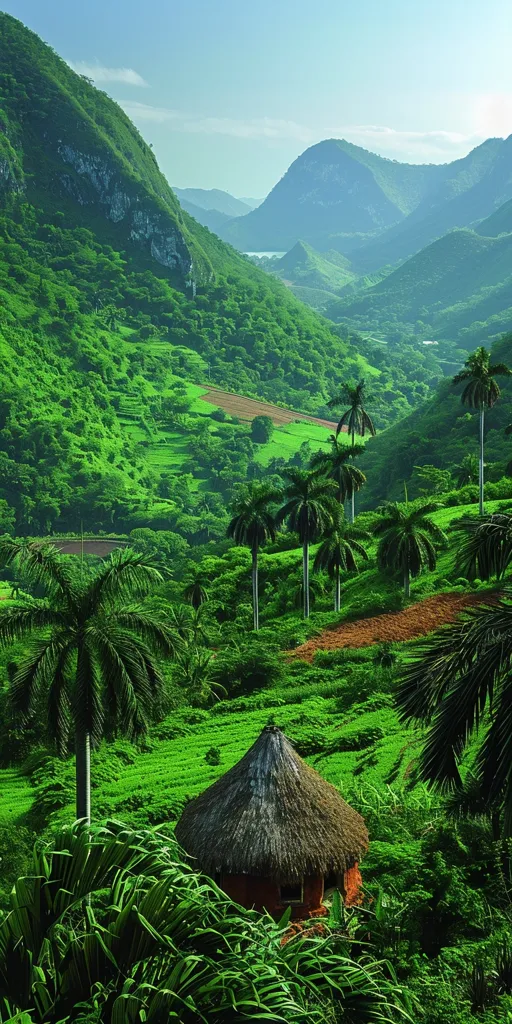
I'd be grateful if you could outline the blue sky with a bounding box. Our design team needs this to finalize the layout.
[4,0,512,197]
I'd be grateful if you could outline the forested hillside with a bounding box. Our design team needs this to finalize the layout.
[360,331,512,506]
[0,13,376,536]
[328,223,512,347]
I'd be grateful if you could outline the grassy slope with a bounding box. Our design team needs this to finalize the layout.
[1,498,507,830]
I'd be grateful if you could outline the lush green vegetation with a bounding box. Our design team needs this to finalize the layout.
[329,226,512,348]
[360,333,512,508]
[4,13,512,1024]
[3,495,512,1021]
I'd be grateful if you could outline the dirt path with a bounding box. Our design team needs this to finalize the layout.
[289,592,493,662]
[199,386,340,430]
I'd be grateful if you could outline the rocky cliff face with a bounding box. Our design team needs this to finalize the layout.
[57,144,192,275]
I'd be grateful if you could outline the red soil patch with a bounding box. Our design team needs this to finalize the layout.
[199,386,341,430]
[289,593,493,662]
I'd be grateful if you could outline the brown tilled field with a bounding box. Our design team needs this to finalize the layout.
[289,592,494,662]
[199,387,340,430]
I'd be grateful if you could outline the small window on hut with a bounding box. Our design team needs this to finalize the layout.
[280,882,303,904]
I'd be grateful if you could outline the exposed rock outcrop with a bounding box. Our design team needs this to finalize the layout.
[57,144,192,275]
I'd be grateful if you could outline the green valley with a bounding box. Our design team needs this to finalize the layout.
[2,9,512,1024]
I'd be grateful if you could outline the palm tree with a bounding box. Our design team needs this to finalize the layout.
[396,593,512,835]
[454,511,512,581]
[227,482,280,631]
[373,500,447,597]
[454,453,479,489]
[314,510,370,612]
[328,381,376,520]
[183,576,209,610]
[452,347,511,515]
[0,541,179,822]
[311,435,366,522]
[277,469,337,618]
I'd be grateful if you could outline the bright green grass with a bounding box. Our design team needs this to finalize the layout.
[253,420,334,466]
[0,769,34,825]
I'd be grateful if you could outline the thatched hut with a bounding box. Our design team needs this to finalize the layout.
[175,725,368,920]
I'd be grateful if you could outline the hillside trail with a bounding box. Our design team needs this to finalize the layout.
[289,592,496,662]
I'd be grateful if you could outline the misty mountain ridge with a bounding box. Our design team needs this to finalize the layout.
[219,136,509,260]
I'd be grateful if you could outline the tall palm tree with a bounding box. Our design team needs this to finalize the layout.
[277,469,337,618]
[314,510,370,612]
[0,541,179,822]
[328,381,376,521]
[452,347,511,515]
[373,500,447,597]
[396,593,512,835]
[311,435,366,522]
[227,482,280,631]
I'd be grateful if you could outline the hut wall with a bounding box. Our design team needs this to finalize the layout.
[343,863,363,907]
[221,873,325,920]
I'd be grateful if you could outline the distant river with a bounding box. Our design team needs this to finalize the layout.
[245,251,286,259]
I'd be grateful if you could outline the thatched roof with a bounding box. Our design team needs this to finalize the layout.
[175,726,368,881]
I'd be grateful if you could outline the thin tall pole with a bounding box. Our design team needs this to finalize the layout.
[479,406,485,516]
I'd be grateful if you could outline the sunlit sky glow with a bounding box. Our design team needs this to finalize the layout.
[4,0,512,197]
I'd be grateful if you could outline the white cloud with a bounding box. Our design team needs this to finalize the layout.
[67,61,148,87]
[121,103,315,141]
[121,101,491,163]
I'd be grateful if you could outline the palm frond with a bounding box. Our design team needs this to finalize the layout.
[0,603,65,646]
[0,540,79,606]
[10,634,71,723]
[113,609,183,658]
[83,549,165,616]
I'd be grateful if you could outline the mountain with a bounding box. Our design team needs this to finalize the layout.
[173,187,253,218]
[327,202,512,347]
[359,332,512,508]
[172,197,233,234]
[476,196,512,237]
[352,137,510,271]
[0,13,371,536]
[238,197,264,210]
[219,138,506,254]
[273,241,356,292]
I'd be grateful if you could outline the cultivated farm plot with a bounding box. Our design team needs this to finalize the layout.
[290,592,489,662]
[198,386,338,429]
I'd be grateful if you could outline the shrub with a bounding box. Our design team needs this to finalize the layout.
[251,414,274,443]
[204,746,221,765]
[213,642,285,695]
